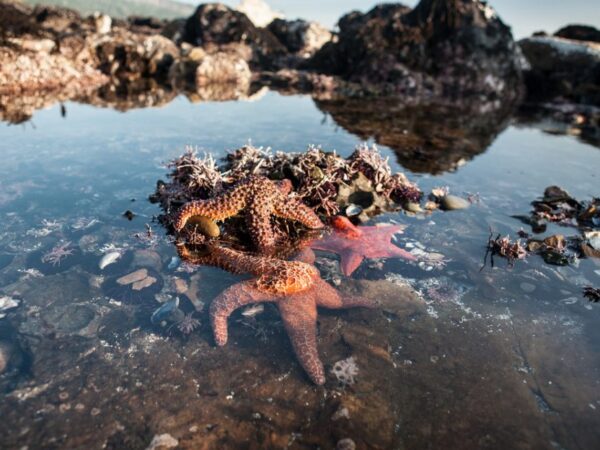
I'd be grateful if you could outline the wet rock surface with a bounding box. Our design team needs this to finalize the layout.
[1,270,598,449]
[181,3,286,69]
[309,0,523,101]
[268,18,333,59]
[519,34,600,106]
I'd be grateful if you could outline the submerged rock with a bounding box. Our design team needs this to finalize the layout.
[0,342,8,374]
[0,296,20,318]
[103,267,163,303]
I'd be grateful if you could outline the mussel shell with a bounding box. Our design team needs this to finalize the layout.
[186,216,220,238]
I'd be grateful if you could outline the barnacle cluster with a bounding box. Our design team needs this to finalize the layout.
[151,143,421,226]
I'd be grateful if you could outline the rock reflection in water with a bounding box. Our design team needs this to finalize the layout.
[314,96,515,174]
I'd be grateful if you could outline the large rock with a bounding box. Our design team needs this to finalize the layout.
[519,35,600,105]
[555,24,600,43]
[169,43,252,93]
[0,1,107,99]
[309,0,523,100]
[94,32,180,81]
[268,18,333,58]
[181,3,286,68]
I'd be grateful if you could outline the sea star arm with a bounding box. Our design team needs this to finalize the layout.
[174,185,248,231]
[293,247,316,264]
[209,280,276,346]
[339,249,365,276]
[385,245,417,261]
[247,199,277,252]
[273,197,325,230]
[312,279,374,309]
[277,295,325,385]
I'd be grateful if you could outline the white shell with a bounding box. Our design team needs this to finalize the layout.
[241,304,264,317]
[99,251,121,270]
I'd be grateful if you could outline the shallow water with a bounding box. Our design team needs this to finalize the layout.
[1,91,599,449]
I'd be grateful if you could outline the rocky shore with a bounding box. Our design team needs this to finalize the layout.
[1,0,599,143]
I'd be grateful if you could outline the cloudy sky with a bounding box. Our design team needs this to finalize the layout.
[181,0,600,38]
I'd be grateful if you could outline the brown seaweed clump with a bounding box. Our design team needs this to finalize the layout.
[483,233,528,268]
[526,186,600,233]
[150,144,421,237]
[510,186,600,266]
[583,286,600,303]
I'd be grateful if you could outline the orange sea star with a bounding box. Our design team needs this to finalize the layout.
[311,216,416,276]
[177,243,375,384]
[174,176,324,252]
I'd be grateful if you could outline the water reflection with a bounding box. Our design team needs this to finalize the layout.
[314,96,515,174]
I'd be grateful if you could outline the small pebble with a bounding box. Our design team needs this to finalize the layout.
[441,195,470,210]
[405,202,422,213]
[146,434,178,450]
[173,278,188,294]
[520,282,536,293]
[0,342,10,374]
[331,406,350,421]
[336,438,356,450]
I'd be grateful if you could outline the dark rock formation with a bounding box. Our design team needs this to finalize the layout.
[181,3,286,68]
[267,18,332,58]
[309,0,523,101]
[519,36,600,106]
[555,24,600,43]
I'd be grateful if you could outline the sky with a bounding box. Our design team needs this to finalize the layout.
[181,0,600,38]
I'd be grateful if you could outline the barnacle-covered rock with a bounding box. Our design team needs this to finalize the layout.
[519,34,600,106]
[181,3,286,69]
[153,144,420,227]
[268,18,333,59]
[309,0,523,100]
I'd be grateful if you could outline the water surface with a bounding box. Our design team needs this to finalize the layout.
[1,91,599,449]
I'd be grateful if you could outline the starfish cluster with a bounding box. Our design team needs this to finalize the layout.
[172,174,415,385]
[174,175,324,252]
[177,243,374,384]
